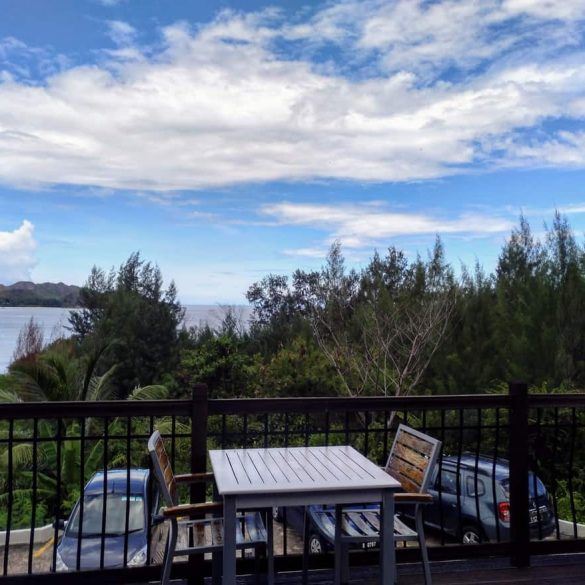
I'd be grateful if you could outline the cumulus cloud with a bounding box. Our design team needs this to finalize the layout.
[0,220,37,283]
[262,202,514,253]
[106,21,137,46]
[0,1,584,191]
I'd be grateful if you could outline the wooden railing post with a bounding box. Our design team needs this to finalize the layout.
[188,383,208,585]
[509,381,530,568]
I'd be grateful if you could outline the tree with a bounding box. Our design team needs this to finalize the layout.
[247,240,457,399]
[7,340,117,402]
[307,240,457,398]
[69,253,184,395]
[11,318,44,363]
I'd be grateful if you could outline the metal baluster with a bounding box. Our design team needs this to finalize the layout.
[76,417,86,571]
[533,408,542,540]
[473,408,482,541]
[3,419,14,576]
[456,409,464,540]
[123,416,131,567]
[364,410,370,456]
[383,410,389,461]
[551,408,560,539]
[171,415,177,469]
[221,414,227,448]
[492,408,501,542]
[146,416,154,565]
[568,408,578,538]
[243,414,248,448]
[27,417,39,574]
[438,410,446,546]
[100,417,109,569]
[52,419,63,572]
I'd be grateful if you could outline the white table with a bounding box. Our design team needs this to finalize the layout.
[209,445,401,585]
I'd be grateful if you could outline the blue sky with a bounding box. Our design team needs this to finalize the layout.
[1,0,585,303]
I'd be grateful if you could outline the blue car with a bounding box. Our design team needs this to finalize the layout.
[55,469,166,571]
[275,454,555,551]
[424,454,555,544]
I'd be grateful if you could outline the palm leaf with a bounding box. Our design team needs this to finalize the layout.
[128,385,168,400]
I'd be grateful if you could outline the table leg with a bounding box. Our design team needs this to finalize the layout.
[380,491,396,585]
[223,495,236,585]
[334,504,342,585]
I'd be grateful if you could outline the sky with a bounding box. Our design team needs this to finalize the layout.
[1,0,585,303]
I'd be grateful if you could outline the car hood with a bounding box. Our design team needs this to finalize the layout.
[58,532,145,570]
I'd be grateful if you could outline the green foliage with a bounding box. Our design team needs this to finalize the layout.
[177,329,261,399]
[258,336,340,397]
[69,252,184,396]
[7,339,117,402]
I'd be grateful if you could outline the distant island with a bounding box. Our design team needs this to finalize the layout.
[0,281,80,307]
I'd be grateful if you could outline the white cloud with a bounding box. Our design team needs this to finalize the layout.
[262,202,513,251]
[0,220,37,283]
[106,21,137,46]
[0,2,584,191]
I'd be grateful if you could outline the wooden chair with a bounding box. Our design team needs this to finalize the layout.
[333,424,441,585]
[148,431,274,585]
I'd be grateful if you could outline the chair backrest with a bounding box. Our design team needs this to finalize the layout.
[385,424,441,494]
[148,430,177,507]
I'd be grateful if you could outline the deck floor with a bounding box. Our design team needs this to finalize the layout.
[155,554,585,585]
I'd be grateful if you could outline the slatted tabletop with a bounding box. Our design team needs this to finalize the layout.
[209,445,400,496]
[211,446,400,585]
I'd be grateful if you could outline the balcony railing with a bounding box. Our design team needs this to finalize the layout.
[0,383,584,584]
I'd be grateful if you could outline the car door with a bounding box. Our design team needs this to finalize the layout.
[426,466,461,537]
[149,483,166,564]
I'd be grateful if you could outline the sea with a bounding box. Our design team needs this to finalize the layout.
[0,305,252,373]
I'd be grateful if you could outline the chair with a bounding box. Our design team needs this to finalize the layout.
[148,431,274,585]
[332,424,441,585]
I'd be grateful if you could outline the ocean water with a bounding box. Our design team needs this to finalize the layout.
[0,305,251,373]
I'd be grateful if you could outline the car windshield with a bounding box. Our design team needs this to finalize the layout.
[67,494,145,537]
[501,476,547,498]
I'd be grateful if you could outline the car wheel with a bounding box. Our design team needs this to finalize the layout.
[272,507,282,522]
[308,533,324,555]
[461,525,482,544]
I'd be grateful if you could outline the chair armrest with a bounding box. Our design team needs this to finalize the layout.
[174,472,215,484]
[394,493,433,505]
[162,501,223,518]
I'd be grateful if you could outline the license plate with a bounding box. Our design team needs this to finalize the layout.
[361,541,377,550]
[530,506,548,524]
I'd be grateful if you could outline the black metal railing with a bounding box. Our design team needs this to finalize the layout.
[0,384,583,584]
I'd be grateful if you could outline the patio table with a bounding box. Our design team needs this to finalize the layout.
[209,445,401,585]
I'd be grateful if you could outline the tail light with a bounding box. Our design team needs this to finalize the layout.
[498,502,510,522]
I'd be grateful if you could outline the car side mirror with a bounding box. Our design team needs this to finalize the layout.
[53,518,67,530]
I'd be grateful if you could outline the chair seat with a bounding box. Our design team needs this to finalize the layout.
[174,511,267,554]
[313,509,419,543]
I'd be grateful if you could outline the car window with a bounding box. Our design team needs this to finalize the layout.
[67,494,145,537]
[435,469,458,495]
[466,475,486,497]
[501,476,547,498]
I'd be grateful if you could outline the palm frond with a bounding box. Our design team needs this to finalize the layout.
[128,385,168,400]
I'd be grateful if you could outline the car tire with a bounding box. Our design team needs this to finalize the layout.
[461,525,482,544]
[308,533,325,555]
